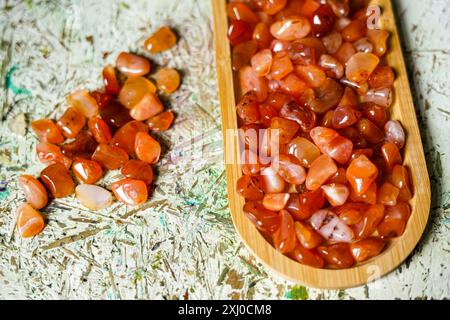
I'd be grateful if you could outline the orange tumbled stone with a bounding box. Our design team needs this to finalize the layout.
[18,175,48,209]
[306,154,338,191]
[377,182,400,206]
[353,203,385,240]
[40,163,75,198]
[72,158,103,184]
[276,154,306,185]
[57,107,86,139]
[262,193,290,212]
[156,68,180,94]
[237,175,264,201]
[16,204,45,238]
[286,189,325,221]
[88,117,112,144]
[67,89,99,118]
[294,221,323,249]
[243,201,281,234]
[112,178,148,206]
[377,202,411,238]
[36,142,72,170]
[110,120,149,155]
[350,237,387,262]
[346,155,378,195]
[239,65,268,102]
[31,119,64,144]
[129,92,164,121]
[91,144,129,170]
[135,132,161,164]
[119,76,157,110]
[146,111,174,131]
[317,243,355,269]
[121,160,154,185]
[61,131,98,159]
[287,137,320,168]
[389,165,413,201]
[116,52,150,77]
[381,142,402,172]
[102,65,121,95]
[144,26,177,53]
[273,210,297,254]
[293,245,325,268]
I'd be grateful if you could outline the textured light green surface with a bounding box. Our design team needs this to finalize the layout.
[0,0,448,299]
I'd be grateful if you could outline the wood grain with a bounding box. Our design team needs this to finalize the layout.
[212,0,431,289]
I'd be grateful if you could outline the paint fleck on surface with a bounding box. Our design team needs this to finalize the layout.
[5,65,31,95]
[285,286,308,300]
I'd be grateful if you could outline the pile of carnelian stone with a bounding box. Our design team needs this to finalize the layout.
[230,0,412,269]
[17,27,179,238]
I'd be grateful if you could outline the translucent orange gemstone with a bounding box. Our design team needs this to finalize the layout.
[146,111,174,131]
[61,131,98,159]
[129,92,164,121]
[251,49,273,77]
[233,40,258,72]
[300,0,321,17]
[116,52,150,77]
[327,167,347,184]
[346,155,378,195]
[253,22,273,49]
[357,118,385,144]
[119,76,157,109]
[144,26,177,53]
[18,175,48,209]
[260,166,286,194]
[278,73,309,97]
[88,117,112,144]
[57,107,86,139]
[321,183,349,206]
[335,42,356,65]
[227,2,259,24]
[91,144,129,170]
[338,87,358,108]
[353,203,385,240]
[100,101,132,129]
[16,204,45,238]
[262,193,290,211]
[307,78,344,114]
[273,209,297,254]
[259,103,278,127]
[121,160,154,185]
[276,154,306,185]
[110,120,148,155]
[156,68,180,94]
[381,142,402,172]
[377,202,411,238]
[345,52,380,84]
[227,20,253,46]
[237,175,264,201]
[270,16,311,41]
[112,178,148,206]
[286,189,325,220]
[91,90,113,109]
[306,154,338,191]
[389,165,413,201]
[367,29,389,57]
[333,202,367,225]
[239,66,268,102]
[36,142,72,169]
[31,119,64,144]
[40,163,75,198]
[332,105,361,129]
[361,102,388,128]
[135,131,161,164]
[270,117,299,144]
[310,127,353,164]
[294,221,323,249]
[377,182,400,207]
[72,158,103,184]
[295,65,327,88]
[368,65,395,89]
[293,245,325,268]
[349,180,377,204]
[280,101,317,133]
[269,52,293,80]
[320,110,334,127]
[350,237,387,262]
[67,89,99,118]
[341,19,366,42]
[243,201,281,234]
[317,243,355,269]
[102,65,121,95]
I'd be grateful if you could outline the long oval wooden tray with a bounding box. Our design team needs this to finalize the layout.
[212,0,431,289]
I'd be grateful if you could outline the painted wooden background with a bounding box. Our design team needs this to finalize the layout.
[0,0,448,299]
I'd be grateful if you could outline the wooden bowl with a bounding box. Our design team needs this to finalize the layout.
[212,0,431,289]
